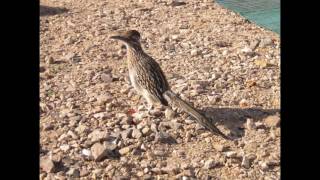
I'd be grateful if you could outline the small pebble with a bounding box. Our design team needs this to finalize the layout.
[226,151,237,158]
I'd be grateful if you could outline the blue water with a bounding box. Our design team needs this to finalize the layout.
[216,0,280,34]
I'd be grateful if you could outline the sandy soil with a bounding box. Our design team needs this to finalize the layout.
[40,0,280,179]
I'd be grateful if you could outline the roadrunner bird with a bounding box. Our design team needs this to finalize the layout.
[110,30,230,140]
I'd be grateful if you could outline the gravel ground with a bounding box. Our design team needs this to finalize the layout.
[40,0,280,179]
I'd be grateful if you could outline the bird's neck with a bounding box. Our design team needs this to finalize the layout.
[126,44,144,60]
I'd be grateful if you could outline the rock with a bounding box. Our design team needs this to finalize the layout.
[105,164,114,172]
[151,167,162,174]
[80,169,90,177]
[182,169,194,177]
[143,174,153,180]
[88,129,109,142]
[101,73,113,83]
[159,121,180,130]
[255,122,264,128]
[132,128,142,139]
[120,87,130,94]
[246,118,256,130]
[149,108,163,117]
[215,41,230,47]
[137,171,144,177]
[161,164,179,174]
[66,168,80,178]
[142,127,151,135]
[159,35,169,42]
[195,123,206,131]
[203,159,216,169]
[246,80,257,88]
[222,50,228,56]
[121,129,133,139]
[69,115,81,124]
[255,59,268,68]
[53,174,66,180]
[190,49,199,56]
[140,143,147,151]
[171,34,179,40]
[185,132,191,142]
[226,151,237,158]
[181,42,190,49]
[142,168,149,175]
[171,0,187,7]
[64,37,76,45]
[180,162,190,169]
[184,119,194,124]
[257,128,266,134]
[39,173,46,179]
[249,39,260,51]
[119,146,131,155]
[40,157,56,173]
[140,160,150,168]
[213,144,228,152]
[64,52,75,61]
[60,144,70,152]
[155,131,177,144]
[82,149,91,157]
[182,176,190,180]
[264,115,280,127]
[58,133,69,141]
[137,120,148,129]
[165,108,176,119]
[93,112,109,119]
[45,56,55,64]
[43,123,54,131]
[96,94,112,105]
[239,99,249,108]
[260,162,269,171]
[91,142,116,161]
[203,54,212,59]
[241,47,252,53]
[75,124,89,134]
[248,154,257,161]
[67,130,78,139]
[62,157,75,168]
[113,176,130,180]
[150,123,158,132]
[133,111,148,120]
[241,156,251,169]
[93,169,103,176]
[267,160,279,166]
[132,148,142,156]
[260,38,273,47]
[202,175,213,180]
[153,149,166,156]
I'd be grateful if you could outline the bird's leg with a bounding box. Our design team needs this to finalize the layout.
[147,103,155,116]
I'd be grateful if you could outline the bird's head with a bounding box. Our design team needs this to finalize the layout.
[109,30,141,49]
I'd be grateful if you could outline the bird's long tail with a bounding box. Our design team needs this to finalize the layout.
[163,90,231,140]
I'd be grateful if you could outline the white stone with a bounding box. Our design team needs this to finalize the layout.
[190,49,199,56]
[82,149,92,157]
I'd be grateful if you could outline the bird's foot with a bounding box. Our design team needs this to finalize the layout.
[147,104,155,116]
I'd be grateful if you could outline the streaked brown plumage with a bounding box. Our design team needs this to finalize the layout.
[110,30,230,140]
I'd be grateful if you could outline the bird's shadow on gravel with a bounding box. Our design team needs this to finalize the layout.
[40,5,69,16]
[202,107,280,139]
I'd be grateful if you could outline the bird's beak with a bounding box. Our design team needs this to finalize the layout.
[109,35,130,44]
[109,35,121,39]
[109,35,121,40]
[109,31,127,41]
